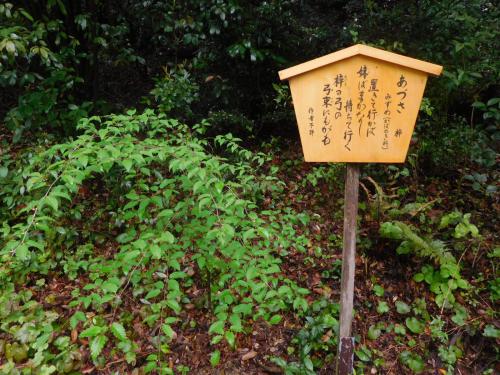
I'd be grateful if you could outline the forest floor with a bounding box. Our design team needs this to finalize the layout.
[2,138,498,375]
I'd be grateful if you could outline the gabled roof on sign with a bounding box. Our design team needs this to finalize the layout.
[278,44,443,80]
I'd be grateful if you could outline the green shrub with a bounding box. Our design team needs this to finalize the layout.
[0,109,313,369]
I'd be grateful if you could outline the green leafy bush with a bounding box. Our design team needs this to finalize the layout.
[148,68,200,120]
[1,109,313,369]
[5,68,93,140]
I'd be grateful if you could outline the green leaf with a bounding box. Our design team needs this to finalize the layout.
[220,223,235,244]
[454,217,479,238]
[243,229,256,242]
[303,357,314,371]
[111,322,127,341]
[150,244,161,259]
[233,303,252,315]
[278,285,291,296]
[451,305,468,326]
[80,326,104,338]
[440,263,459,278]
[413,273,424,282]
[367,324,382,340]
[5,41,16,55]
[439,211,462,229]
[208,320,225,335]
[210,335,223,345]
[164,317,178,325]
[102,279,120,294]
[394,324,406,335]
[78,155,89,167]
[123,250,140,263]
[487,97,500,106]
[396,240,412,255]
[268,315,282,325]
[246,266,258,281]
[90,335,108,360]
[483,324,500,338]
[38,364,56,375]
[198,196,211,210]
[456,278,468,289]
[373,284,384,297]
[51,189,71,201]
[20,9,34,21]
[43,196,59,211]
[56,0,67,15]
[170,271,187,279]
[116,232,133,243]
[166,299,181,314]
[193,180,204,194]
[161,231,175,244]
[355,345,372,362]
[376,301,389,314]
[210,350,221,367]
[15,244,30,261]
[225,331,235,348]
[123,159,133,172]
[145,289,161,300]
[0,166,8,178]
[70,311,86,329]
[162,324,176,339]
[400,351,424,372]
[395,301,411,314]
[229,314,243,333]
[168,279,180,292]
[405,317,424,334]
[379,222,404,240]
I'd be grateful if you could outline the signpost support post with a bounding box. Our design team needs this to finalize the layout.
[337,163,360,375]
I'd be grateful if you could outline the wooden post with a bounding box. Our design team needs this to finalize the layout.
[337,163,360,375]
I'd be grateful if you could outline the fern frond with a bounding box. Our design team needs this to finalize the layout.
[380,221,457,266]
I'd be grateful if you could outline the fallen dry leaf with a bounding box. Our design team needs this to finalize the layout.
[321,330,333,342]
[311,272,321,286]
[242,350,258,361]
[71,329,78,343]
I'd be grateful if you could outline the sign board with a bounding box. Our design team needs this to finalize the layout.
[279,44,443,163]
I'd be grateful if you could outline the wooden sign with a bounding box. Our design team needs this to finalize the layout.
[279,45,442,375]
[279,44,442,163]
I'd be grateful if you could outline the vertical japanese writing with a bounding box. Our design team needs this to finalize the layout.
[382,93,391,149]
[367,78,378,137]
[396,74,407,114]
[322,84,332,145]
[356,65,368,136]
[308,107,314,136]
[334,74,345,121]
[344,98,353,151]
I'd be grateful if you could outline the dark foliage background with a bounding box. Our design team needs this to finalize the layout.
[2,1,497,153]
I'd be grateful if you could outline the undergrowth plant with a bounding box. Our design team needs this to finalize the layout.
[0,109,312,372]
[379,208,483,373]
[380,211,479,309]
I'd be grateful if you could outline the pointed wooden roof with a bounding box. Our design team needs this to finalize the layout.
[279,44,443,80]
